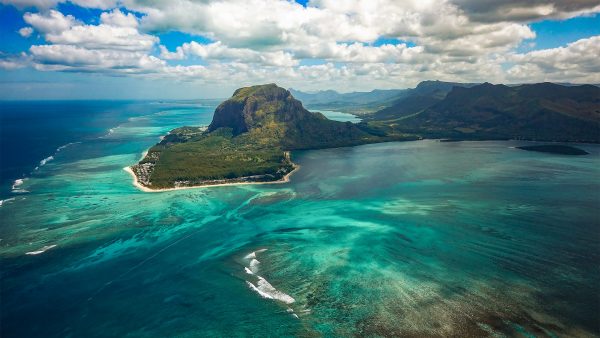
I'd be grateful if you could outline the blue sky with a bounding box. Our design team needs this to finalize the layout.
[0,0,599,99]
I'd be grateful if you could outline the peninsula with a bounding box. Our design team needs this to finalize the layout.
[129,82,599,190]
[128,84,409,190]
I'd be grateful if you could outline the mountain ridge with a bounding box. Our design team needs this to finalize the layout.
[372,82,600,142]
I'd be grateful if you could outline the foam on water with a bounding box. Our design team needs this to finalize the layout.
[56,141,80,152]
[0,198,15,207]
[25,244,57,255]
[11,179,28,193]
[39,156,54,167]
[249,258,261,273]
[243,250,296,306]
[246,277,295,304]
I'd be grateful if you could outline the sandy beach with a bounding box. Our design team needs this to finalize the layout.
[123,163,299,193]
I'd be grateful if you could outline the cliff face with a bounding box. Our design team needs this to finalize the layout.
[208,84,312,135]
[207,84,383,149]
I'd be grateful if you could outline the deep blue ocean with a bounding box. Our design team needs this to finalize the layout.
[0,101,599,337]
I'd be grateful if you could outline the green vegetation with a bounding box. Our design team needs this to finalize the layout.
[134,127,294,189]
[132,82,600,189]
[368,82,600,143]
[132,84,406,189]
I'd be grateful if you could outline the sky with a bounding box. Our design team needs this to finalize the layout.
[0,0,599,99]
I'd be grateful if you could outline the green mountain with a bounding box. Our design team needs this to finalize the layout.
[131,84,400,189]
[208,84,386,149]
[371,82,600,142]
[131,82,599,189]
[368,80,479,121]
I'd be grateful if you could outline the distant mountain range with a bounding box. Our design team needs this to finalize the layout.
[288,88,406,114]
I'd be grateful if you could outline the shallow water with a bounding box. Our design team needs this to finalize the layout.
[1,102,599,337]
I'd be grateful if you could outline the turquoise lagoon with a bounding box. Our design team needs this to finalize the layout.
[1,102,599,337]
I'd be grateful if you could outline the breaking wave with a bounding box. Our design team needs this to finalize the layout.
[242,249,297,309]
[11,179,28,193]
[0,198,15,207]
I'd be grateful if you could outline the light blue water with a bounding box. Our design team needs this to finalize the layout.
[1,102,599,337]
[312,109,362,123]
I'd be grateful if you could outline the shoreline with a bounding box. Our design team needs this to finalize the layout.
[123,160,300,193]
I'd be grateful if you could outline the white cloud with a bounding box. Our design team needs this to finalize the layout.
[23,10,78,34]
[45,23,157,52]
[30,44,165,73]
[100,8,138,28]
[0,52,30,70]
[160,41,298,67]
[18,26,34,37]
[25,9,160,74]
[507,35,600,83]
[3,0,599,91]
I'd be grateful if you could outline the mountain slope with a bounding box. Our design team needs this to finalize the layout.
[384,82,600,142]
[131,84,397,189]
[369,80,479,120]
[209,84,383,149]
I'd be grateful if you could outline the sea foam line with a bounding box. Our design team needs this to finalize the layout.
[25,244,57,255]
[243,249,296,308]
[11,178,28,193]
[0,198,15,207]
[39,155,54,167]
[246,276,296,304]
[13,141,82,194]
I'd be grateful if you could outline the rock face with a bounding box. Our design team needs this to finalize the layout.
[208,84,310,135]
[208,83,382,149]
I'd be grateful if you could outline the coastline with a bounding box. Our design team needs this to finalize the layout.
[123,157,299,193]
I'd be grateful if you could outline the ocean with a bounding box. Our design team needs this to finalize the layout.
[0,101,598,337]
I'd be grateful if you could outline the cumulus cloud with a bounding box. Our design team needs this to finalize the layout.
[30,44,165,73]
[18,26,33,37]
[451,0,600,22]
[0,52,30,70]
[24,10,78,34]
[24,9,161,75]
[160,41,298,67]
[3,0,600,90]
[44,22,157,52]
[507,35,600,83]
[100,8,139,28]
